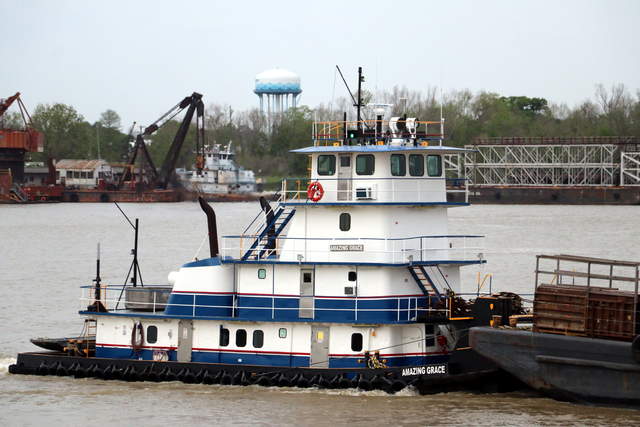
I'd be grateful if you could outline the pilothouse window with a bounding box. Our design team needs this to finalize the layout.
[390,154,406,176]
[356,155,375,175]
[409,154,424,176]
[427,155,442,177]
[317,155,336,175]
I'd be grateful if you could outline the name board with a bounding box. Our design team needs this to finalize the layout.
[401,364,447,377]
[329,244,364,252]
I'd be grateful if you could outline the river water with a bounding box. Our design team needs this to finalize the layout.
[1,202,639,425]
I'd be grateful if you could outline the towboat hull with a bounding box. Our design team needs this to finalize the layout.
[9,348,519,395]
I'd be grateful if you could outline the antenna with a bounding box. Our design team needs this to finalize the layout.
[440,86,444,147]
[86,242,107,312]
[113,202,145,310]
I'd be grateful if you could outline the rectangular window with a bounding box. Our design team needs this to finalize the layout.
[425,324,435,347]
[258,268,266,279]
[390,154,406,176]
[317,155,336,175]
[351,333,363,352]
[220,327,230,347]
[348,271,357,281]
[236,329,247,347]
[253,330,264,348]
[356,155,375,175]
[409,154,424,176]
[340,156,350,167]
[427,155,442,177]
[279,328,287,339]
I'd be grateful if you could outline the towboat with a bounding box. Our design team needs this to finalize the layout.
[10,91,525,394]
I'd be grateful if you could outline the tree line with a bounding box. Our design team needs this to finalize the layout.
[9,83,639,178]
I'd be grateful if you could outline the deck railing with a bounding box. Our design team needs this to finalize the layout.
[220,234,484,264]
[312,119,444,146]
[279,177,468,204]
[79,285,451,321]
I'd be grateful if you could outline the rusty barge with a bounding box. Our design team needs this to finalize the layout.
[470,254,640,407]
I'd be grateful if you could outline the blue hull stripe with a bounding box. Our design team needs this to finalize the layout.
[95,346,447,368]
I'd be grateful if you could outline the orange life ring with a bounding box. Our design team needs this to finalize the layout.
[307,181,324,202]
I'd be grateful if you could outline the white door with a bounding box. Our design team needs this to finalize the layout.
[337,155,352,201]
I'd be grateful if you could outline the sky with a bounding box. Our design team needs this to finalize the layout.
[1,0,639,128]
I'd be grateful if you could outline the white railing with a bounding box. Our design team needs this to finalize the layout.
[79,285,450,321]
[221,234,484,264]
[280,177,468,204]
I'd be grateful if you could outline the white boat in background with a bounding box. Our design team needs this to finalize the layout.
[178,142,257,194]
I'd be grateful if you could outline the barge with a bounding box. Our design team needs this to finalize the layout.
[470,254,640,407]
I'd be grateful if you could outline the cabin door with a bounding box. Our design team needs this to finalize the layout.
[337,155,352,201]
[299,269,314,318]
[310,326,330,368]
[403,326,424,364]
[177,319,193,362]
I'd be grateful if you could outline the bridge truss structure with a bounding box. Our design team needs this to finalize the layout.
[461,137,640,187]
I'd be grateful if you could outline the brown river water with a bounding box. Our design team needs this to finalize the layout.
[1,202,639,426]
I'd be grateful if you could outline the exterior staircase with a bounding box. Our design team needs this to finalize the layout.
[242,205,296,260]
[408,265,442,298]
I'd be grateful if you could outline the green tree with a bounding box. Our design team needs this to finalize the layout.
[99,109,121,130]
[30,103,92,160]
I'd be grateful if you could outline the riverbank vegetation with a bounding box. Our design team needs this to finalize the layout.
[11,84,639,178]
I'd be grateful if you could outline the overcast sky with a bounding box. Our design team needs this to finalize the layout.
[1,0,638,128]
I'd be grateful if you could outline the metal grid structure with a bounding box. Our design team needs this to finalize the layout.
[463,137,640,187]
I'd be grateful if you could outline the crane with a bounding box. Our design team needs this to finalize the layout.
[118,92,204,190]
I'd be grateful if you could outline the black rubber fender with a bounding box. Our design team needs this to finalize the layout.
[277,373,292,387]
[202,370,214,385]
[164,368,177,382]
[294,374,310,388]
[37,362,49,376]
[239,371,251,386]
[220,370,232,385]
[328,374,341,388]
[256,374,272,387]
[88,364,102,378]
[55,362,68,376]
[371,375,394,392]
[231,370,243,385]
[356,375,372,391]
[338,375,351,389]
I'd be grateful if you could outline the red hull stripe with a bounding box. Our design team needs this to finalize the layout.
[328,351,447,357]
[96,343,177,350]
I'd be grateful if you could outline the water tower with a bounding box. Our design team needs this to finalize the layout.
[254,68,302,128]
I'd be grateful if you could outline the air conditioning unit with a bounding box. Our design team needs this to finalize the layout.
[355,187,374,200]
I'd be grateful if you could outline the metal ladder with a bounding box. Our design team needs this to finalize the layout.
[243,205,296,260]
[408,265,442,298]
